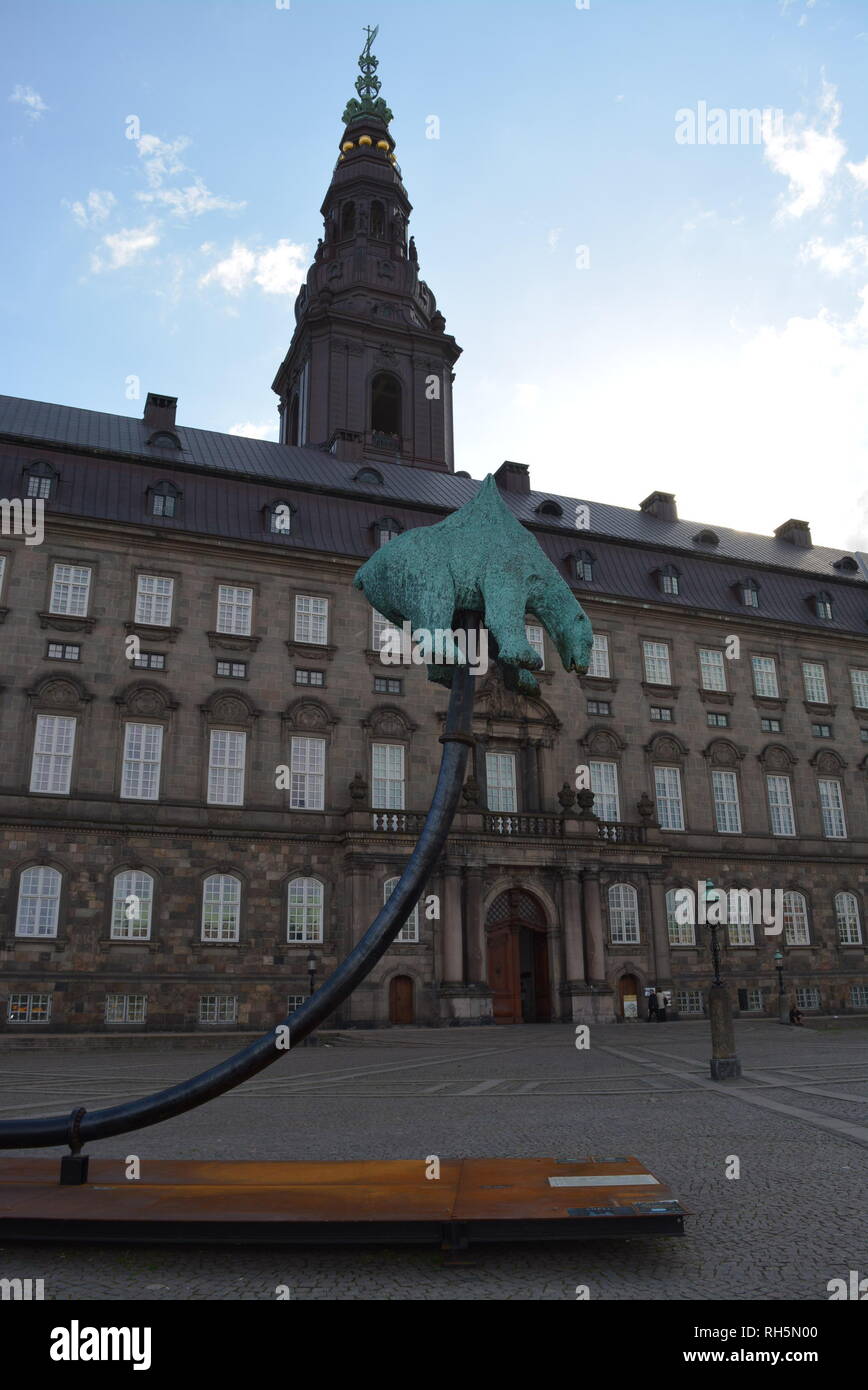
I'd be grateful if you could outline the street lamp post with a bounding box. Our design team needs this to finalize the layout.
[304,952,318,1047]
[703,879,742,1081]
[774,948,788,1024]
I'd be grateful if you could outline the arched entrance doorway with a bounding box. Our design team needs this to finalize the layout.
[618,973,640,1021]
[389,975,414,1025]
[485,888,551,1024]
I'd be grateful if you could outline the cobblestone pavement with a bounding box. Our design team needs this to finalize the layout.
[1,1020,867,1300]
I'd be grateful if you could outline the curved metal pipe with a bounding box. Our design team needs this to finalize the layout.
[0,662,475,1150]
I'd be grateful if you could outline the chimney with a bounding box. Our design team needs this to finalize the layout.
[774,518,812,549]
[639,491,678,522]
[143,393,178,432]
[495,460,530,494]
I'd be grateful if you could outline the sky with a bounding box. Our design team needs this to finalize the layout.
[2,0,868,551]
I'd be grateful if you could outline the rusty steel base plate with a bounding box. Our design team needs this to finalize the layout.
[0,1155,687,1246]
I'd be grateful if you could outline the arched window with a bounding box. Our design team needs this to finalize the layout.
[658,564,680,596]
[575,550,595,583]
[666,887,695,946]
[355,466,384,486]
[110,869,154,941]
[341,201,356,237]
[287,877,323,943]
[371,373,402,438]
[15,866,62,938]
[726,889,754,947]
[835,892,862,945]
[741,578,760,608]
[146,430,181,449]
[694,529,720,546]
[783,891,810,945]
[23,460,57,501]
[149,481,181,518]
[536,500,563,518]
[608,883,639,943]
[384,876,419,942]
[371,200,385,239]
[815,591,833,621]
[288,394,300,447]
[202,874,241,942]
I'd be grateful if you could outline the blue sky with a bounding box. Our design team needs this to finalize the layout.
[3,0,868,548]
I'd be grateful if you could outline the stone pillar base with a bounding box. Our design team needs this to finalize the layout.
[437,984,494,1025]
[561,984,617,1025]
[710,1055,742,1080]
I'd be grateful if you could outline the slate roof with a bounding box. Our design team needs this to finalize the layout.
[1,393,866,637]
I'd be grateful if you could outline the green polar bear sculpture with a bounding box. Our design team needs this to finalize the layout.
[353,473,594,694]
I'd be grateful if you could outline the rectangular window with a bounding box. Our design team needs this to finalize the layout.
[372,609,398,652]
[587,699,611,715]
[811,723,832,738]
[198,995,238,1025]
[752,655,779,698]
[216,660,247,679]
[287,879,323,943]
[711,769,742,834]
[121,723,163,801]
[861,729,868,743]
[290,736,325,810]
[27,475,51,500]
[201,876,241,942]
[643,640,671,686]
[135,574,174,626]
[737,988,764,1013]
[16,867,61,938]
[674,990,703,1015]
[654,765,684,830]
[152,492,175,517]
[208,729,246,806]
[849,985,868,1009]
[287,994,307,1013]
[818,778,846,838]
[374,677,403,695]
[486,752,518,812]
[649,706,673,722]
[30,714,75,794]
[372,743,405,810]
[49,563,91,617]
[784,895,810,945]
[589,760,620,822]
[105,994,147,1024]
[767,775,795,836]
[133,652,166,670]
[47,642,81,661]
[525,623,545,669]
[587,634,610,679]
[8,993,51,1024]
[294,595,328,645]
[795,987,820,1011]
[850,669,868,709]
[761,717,782,733]
[216,584,253,637]
[707,712,729,728]
[727,895,755,945]
[666,891,695,947]
[802,661,828,704]
[698,648,726,691]
[295,669,325,687]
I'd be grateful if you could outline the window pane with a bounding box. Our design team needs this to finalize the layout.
[589,760,619,821]
[287,877,323,942]
[767,775,795,836]
[711,769,741,834]
[643,641,671,685]
[372,742,405,809]
[290,736,325,810]
[699,648,726,691]
[384,875,419,942]
[16,867,61,938]
[202,874,241,941]
[587,634,610,678]
[216,585,253,636]
[135,575,174,626]
[835,892,861,945]
[609,883,639,943]
[486,752,517,812]
[818,778,846,838]
[752,656,779,698]
[654,765,684,831]
[802,662,828,704]
[50,564,91,616]
[111,869,154,940]
[294,595,328,645]
[121,723,163,801]
[208,729,246,805]
[30,715,75,794]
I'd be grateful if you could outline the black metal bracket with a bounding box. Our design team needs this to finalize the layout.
[59,1107,89,1185]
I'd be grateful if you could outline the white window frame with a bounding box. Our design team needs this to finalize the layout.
[8,993,52,1024]
[711,769,741,834]
[589,760,620,822]
[110,869,154,940]
[135,574,174,627]
[698,648,726,692]
[654,765,684,831]
[486,751,517,813]
[120,722,163,802]
[727,891,755,947]
[818,778,846,839]
[608,883,640,944]
[30,714,76,795]
[290,736,325,811]
[666,887,695,946]
[795,987,821,1011]
[15,866,61,938]
[849,669,868,709]
[105,994,147,1024]
[287,877,324,943]
[767,774,795,837]
[373,742,406,810]
[587,634,610,679]
[783,891,810,945]
[384,876,419,943]
[294,594,328,646]
[216,584,253,637]
[835,892,862,945]
[372,609,398,652]
[643,640,671,686]
[49,563,91,617]
[752,655,779,698]
[198,995,238,1025]
[525,622,545,670]
[848,984,868,1009]
[201,874,242,942]
[802,661,828,705]
[675,990,703,1015]
[207,729,246,806]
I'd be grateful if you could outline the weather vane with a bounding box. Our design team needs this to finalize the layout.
[342,23,394,126]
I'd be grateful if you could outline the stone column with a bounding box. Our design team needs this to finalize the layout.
[464,866,486,984]
[648,870,673,987]
[441,864,463,984]
[582,869,606,984]
[560,871,586,985]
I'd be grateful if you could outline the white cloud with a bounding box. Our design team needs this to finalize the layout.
[9,84,48,120]
[135,133,190,188]
[136,176,245,220]
[229,421,278,440]
[847,156,868,188]
[91,223,160,272]
[800,234,868,274]
[198,239,306,297]
[68,190,116,228]
[764,78,845,218]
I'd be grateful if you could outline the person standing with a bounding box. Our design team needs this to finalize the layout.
[656,986,668,1022]
[647,988,658,1022]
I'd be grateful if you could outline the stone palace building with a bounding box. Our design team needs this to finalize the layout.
[1,40,867,1033]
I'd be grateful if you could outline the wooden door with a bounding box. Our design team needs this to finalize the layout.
[618,974,639,1020]
[487,926,519,1024]
[389,975,414,1025]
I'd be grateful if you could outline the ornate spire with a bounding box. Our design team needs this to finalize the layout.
[342,24,393,127]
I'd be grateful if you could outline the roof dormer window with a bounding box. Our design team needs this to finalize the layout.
[24,461,57,501]
[658,564,680,596]
[376,517,402,548]
[741,578,760,608]
[266,501,295,536]
[575,550,595,583]
[536,499,563,518]
[815,592,833,621]
[148,481,181,518]
[146,430,182,450]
